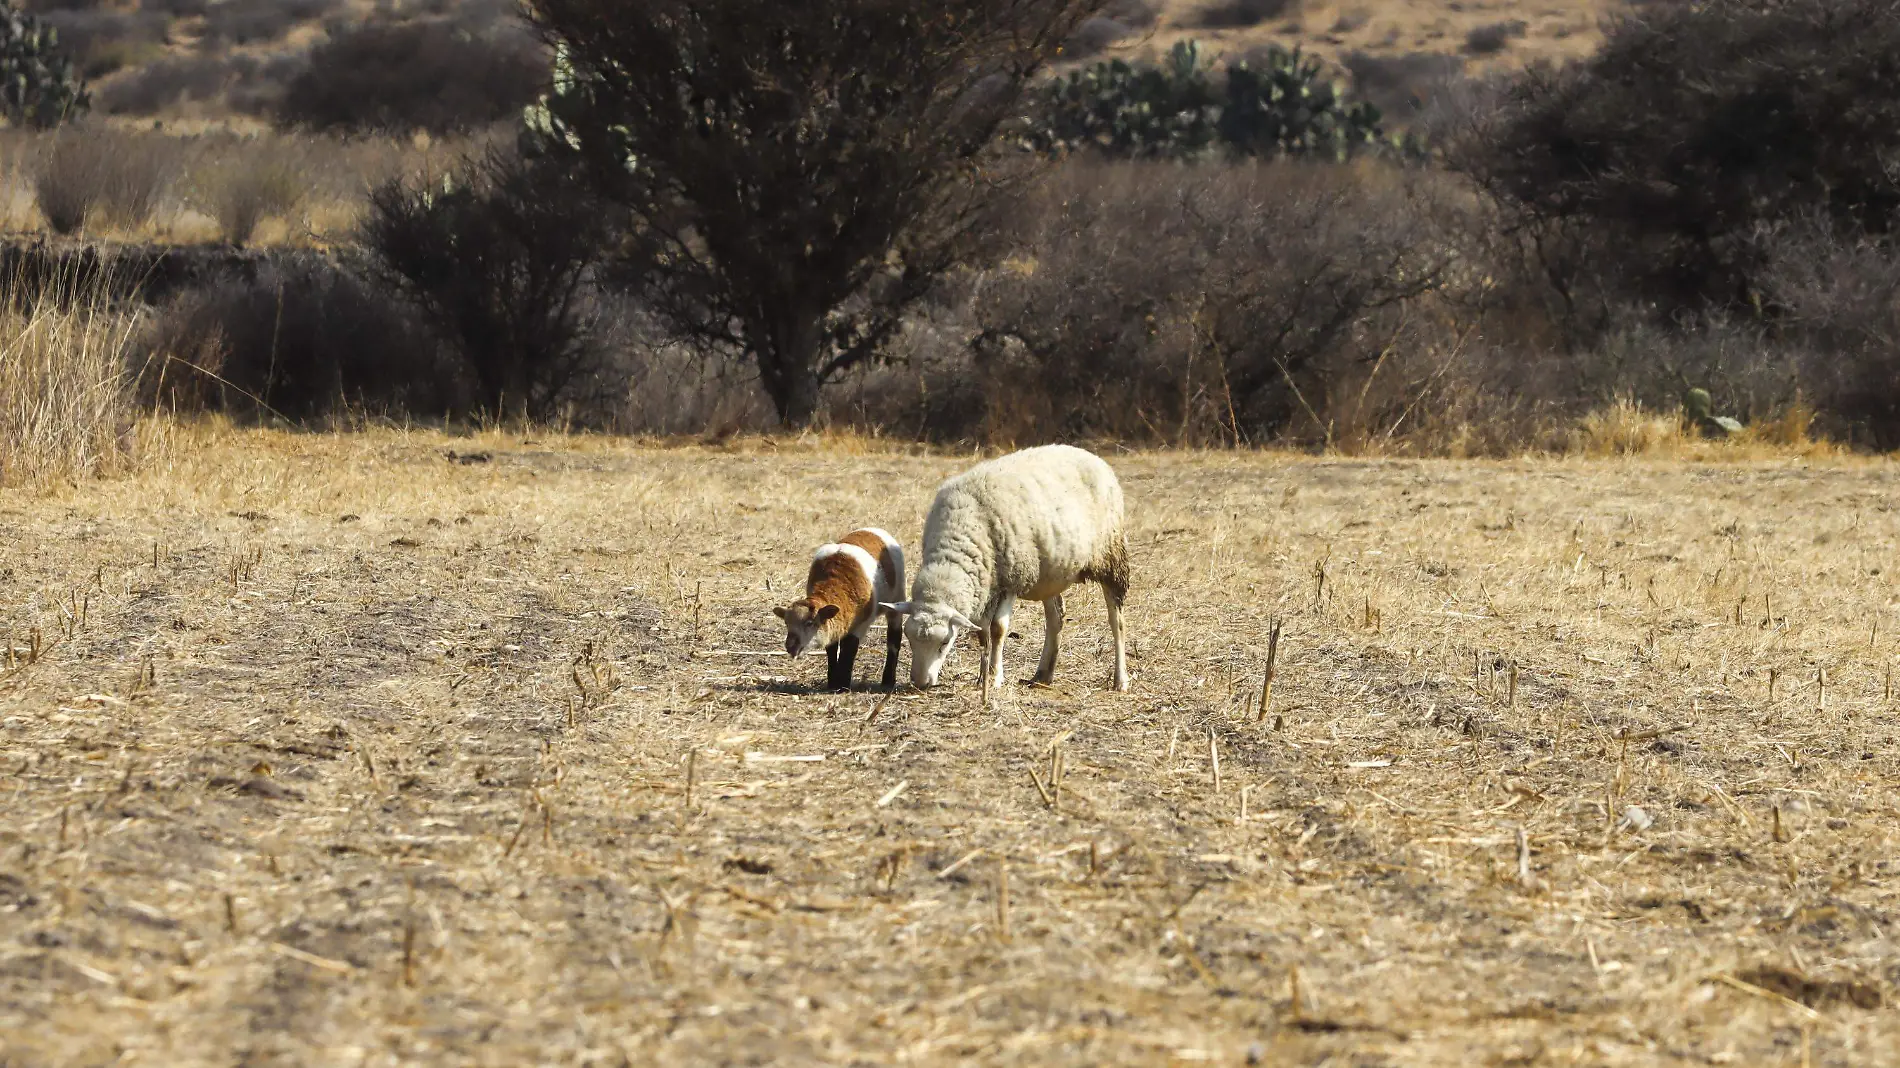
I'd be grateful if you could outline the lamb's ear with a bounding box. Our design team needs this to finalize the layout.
[878,601,912,615]
[772,606,788,620]
[815,604,840,622]
[946,611,978,632]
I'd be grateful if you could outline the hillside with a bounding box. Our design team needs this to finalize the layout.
[1129,0,1620,69]
[20,0,1626,130]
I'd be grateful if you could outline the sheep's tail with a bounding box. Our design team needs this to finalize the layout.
[1083,529,1130,604]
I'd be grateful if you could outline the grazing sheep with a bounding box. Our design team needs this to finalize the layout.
[883,444,1129,692]
[775,528,905,691]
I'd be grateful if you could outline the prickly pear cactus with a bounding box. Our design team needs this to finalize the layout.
[1025,39,1398,161]
[519,41,638,175]
[0,4,89,129]
[1683,387,1744,437]
[1026,41,1221,159]
[1218,45,1385,162]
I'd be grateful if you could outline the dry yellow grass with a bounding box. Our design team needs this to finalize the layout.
[4,428,1898,1065]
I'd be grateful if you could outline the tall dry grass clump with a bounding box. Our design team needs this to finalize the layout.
[33,126,182,235]
[1570,396,1686,456]
[204,154,309,247]
[0,267,144,486]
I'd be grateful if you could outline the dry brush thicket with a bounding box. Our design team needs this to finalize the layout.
[0,125,482,245]
[1,432,1897,1063]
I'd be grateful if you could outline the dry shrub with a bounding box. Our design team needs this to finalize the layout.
[1463,20,1526,55]
[198,0,339,46]
[610,329,773,437]
[362,149,608,419]
[1745,398,1817,447]
[1187,0,1295,29]
[33,126,181,235]
[102,52,305,117]
[965,159,1453,447]
[1102,0,1158,27]
[4,125,477,244]
[1449,0,1900,316]
[0,264,141,485]
[1064,16,1130,58]
[277,17,546,135]
[1757,223,1900,448]
[40,6,169,79]
[133,256,459,421]
[1343,51,1466,125]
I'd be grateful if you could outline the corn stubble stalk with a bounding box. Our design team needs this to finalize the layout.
[995,859,1010,944]
[1208,728,1221,794]
[1257,619,1282,724]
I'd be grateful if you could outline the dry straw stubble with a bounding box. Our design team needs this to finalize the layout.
[0,431,1896,1064]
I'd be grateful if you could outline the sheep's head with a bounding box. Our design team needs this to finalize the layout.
[881,601,976,687]
[773,600,838,658]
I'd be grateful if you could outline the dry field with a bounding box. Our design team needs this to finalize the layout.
[3,430,1899,1066]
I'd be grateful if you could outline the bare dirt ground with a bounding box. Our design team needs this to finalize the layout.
[3,429,1898,1066]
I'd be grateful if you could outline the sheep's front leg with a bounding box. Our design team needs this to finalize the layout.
[881,610,901,690]
[1103,582,1130,692]
[987,598,1013,691]
[1033,593,1063,685]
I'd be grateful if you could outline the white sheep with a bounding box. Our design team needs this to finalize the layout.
[775,528,906,691]
[882,444,1130,692]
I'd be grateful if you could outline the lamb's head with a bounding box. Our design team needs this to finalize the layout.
[773,600,838,658]
[881,601,977,687]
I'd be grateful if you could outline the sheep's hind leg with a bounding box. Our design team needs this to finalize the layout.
[881,611,901,690]
[1033,594,1063,685]
[1103,583,1130,692]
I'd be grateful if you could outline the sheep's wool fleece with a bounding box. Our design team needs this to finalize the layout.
[913,444,1124,619]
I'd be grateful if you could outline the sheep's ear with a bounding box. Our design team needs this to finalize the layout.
[946,611,978,632]
[878,601,911,615]
[772,606,788,620]
[815,604,841,622]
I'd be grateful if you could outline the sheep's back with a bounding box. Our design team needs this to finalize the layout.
[925,445,1122,602]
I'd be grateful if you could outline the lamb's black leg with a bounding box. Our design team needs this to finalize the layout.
[832,635,861,692]
[882,614,901,690]
[825,644,841,691]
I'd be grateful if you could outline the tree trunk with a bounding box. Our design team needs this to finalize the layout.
[758,313,825,428]
[475,359,534,423]
[779,371,822,429]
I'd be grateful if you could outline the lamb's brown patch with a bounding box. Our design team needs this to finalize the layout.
[805,545,875,644]
[840,529,900,592]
